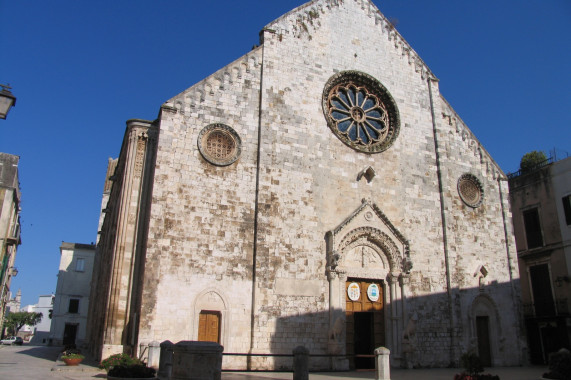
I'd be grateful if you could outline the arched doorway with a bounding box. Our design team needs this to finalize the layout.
[193,289,229,347]
[470,295,501,367]
[325,200,411,370]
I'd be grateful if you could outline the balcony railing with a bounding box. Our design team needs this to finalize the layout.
[507,157,554,179]
[523,298,568,317]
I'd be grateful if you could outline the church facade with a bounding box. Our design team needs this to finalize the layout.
[87,0,525,370]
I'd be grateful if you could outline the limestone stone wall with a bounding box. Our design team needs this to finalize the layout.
[255,0,447,366]
[138,49,263,357]
[98,0,524,370]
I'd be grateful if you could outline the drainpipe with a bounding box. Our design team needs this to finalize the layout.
[427,76,456,366]
[249,30,266,370]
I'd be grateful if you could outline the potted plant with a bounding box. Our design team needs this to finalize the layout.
[61,348,85,366]
[101,353,156,379]
[100,353,140,372]
[453,352,500,380]
[542,348,571,380]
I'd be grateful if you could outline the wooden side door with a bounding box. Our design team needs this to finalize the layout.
[198,310,221,343]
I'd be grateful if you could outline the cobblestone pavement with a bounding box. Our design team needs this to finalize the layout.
[0,344,548,380]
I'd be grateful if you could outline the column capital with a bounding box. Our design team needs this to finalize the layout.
[388,272,400,284]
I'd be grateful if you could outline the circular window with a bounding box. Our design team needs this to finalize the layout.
[457,174,484,208]
[323,71,400,153]
[198,124,242,166]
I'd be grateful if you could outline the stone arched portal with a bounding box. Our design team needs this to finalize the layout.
[469,294,502,367]
[326,199,411,369]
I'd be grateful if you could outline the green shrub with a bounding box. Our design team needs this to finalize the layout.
[61,353,85,360]
[454,352,500,380]
[461,352,484,376]
[543,348,571,380]
[61,348,84,360]
[107,364,156,378]
[520,150,547,172]
[100,353,142,371]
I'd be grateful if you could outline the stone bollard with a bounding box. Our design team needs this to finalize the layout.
[158,340,174,379]
[293,346,309,380]
[374,347,390,380]
[147,341,161,370]
[170,341,223,380]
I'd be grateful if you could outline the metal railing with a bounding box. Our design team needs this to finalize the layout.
[523,298,568,317]
[507,157,554,179]
[220,352,369,372]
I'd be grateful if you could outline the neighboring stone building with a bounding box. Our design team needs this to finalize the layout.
[0,153,21,329]
[88,0,525,370]
[50,242,96,347]
[509,156,571,364]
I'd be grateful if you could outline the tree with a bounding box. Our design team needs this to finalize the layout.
[3,311,42,336]
[520,150,547,173]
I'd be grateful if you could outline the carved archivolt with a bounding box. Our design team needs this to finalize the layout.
[326,200,411,277]
[338,227,399,271]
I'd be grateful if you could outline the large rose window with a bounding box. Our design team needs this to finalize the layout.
[323,71,400,153]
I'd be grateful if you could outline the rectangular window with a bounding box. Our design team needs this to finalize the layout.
[75,258,85,272]
[68,299,79,314]
[529,264,555,316]
[523,208,544,249]
[563,195,571,226]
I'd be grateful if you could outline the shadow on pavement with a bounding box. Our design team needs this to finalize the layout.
[14,345,61,361]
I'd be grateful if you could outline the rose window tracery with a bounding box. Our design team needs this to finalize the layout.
[328,84,390,146]
[323,71,400,153]
[457,174,484,208]
[198,124,242,166]
[205,131,235,160]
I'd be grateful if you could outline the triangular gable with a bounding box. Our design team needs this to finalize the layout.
[263,0,434,81]
[326,198,411,274]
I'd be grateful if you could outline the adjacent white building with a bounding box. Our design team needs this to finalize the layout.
[50,242,95,347]
[28,294,54,344]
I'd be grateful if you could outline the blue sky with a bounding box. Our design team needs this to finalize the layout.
[1,1,570,307]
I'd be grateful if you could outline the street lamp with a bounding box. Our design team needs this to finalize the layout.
[0,84,16,120]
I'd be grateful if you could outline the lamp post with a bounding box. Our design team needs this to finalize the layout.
[0,84,16,120]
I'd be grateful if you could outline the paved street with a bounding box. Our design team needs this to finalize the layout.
[0,344,549,380]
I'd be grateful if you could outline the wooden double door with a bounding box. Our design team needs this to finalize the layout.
[345,279,385,370]
[198,310,221,343]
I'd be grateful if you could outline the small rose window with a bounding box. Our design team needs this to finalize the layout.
[198,124,241,166]
[457,174,484,208]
